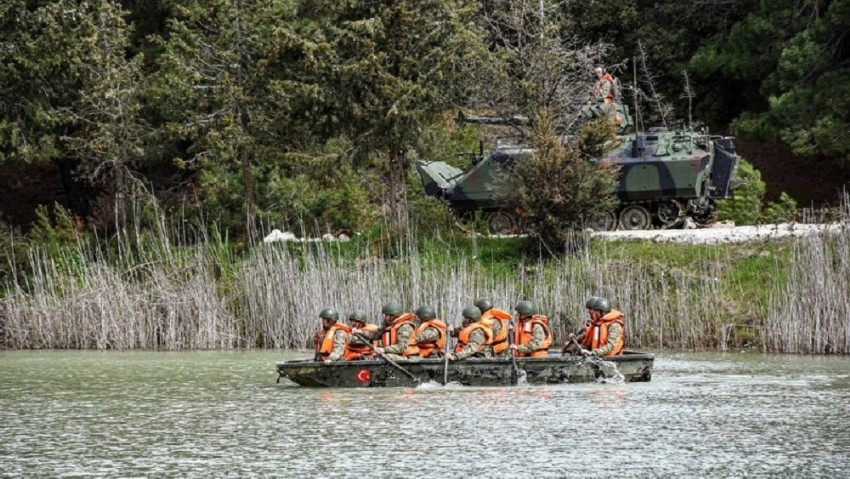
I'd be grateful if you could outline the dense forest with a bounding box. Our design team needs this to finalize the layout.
[2,0,850,238]
[3,1,850,353]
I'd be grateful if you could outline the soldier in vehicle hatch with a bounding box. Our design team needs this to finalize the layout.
[314,308,350,363]
[594,66,617,106]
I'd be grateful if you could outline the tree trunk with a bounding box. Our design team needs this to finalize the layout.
[387,146,409,230]
[240,146,257,242]
[113,162,126,233]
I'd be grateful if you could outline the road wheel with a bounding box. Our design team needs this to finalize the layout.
[619,205,652,230]
[487,211,518,235]
[588,211,618,231]
[656,200,685,229]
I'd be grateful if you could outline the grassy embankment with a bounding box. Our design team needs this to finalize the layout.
[1,217,848,353]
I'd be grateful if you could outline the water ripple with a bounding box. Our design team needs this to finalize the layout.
[2,350,849,477]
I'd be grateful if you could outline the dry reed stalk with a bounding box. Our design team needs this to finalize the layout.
[4,202,848,352]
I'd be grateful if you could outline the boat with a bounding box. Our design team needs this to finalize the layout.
[276,350,654,387]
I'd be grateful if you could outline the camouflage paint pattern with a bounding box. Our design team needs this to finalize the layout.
[276,351,654,388]
[416,105,739,231]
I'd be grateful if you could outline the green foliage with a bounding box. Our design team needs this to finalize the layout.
[0,218,29,289]
[197,137,379,236]
[692,0,850,163]
[502,112,619,252]
[761,192,798,224]
[25,203,88,277]
[287,0,488,228]
[716,158,798,224]
[151,0,299,236]
[0,1,145,171]
[716,158,765,224]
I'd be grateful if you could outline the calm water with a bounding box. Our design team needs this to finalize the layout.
[1,350,849,478]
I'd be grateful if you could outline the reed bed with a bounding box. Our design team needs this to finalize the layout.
[2,209,849,352]
[765,228,850,353]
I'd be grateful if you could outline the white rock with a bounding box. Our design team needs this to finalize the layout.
[322,233,335,241]
[263,229,297,243]
[338,234,350,242]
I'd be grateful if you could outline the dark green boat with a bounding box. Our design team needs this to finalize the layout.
[276,350,653,388]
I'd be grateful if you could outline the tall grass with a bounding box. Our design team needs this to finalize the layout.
[2,203,849,352]
[765,195,850,353]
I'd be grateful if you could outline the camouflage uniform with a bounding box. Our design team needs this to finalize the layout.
[319,328,348,361]
[350,325,380,344]
[515,322,547,355]
[481,319,504,357]
[383,322,416,361]
[590,322,623,357]
[415,325,442,345]
[454,328,491,360]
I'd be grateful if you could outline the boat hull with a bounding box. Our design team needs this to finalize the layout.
[276,350,653,388]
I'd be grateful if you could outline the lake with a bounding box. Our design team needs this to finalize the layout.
[1,350,849,477]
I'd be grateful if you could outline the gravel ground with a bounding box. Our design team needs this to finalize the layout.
[591,222,848,244]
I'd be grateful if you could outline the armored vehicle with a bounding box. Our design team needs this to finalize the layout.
[416,106,739,232]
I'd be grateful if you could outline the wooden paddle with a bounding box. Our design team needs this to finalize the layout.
[562,335,583,357]
[506,320,521,385]
[442,326,451,385]
[352,333,418,382]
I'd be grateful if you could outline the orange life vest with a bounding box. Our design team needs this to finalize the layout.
[580,313,599,348]
[588,310,625,356]
[594,73,616,104]
[381,313,419,357]
[481,308,512,355]
[415,319,447,358]
[454,322,493,356]
[343,323,379,360]
[513,315,553,358]
[315,322,352,361]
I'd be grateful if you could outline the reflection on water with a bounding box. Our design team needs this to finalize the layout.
[1,351,849,477]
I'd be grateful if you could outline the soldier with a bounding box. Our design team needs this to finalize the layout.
[375,302,419,360]
[593,66,617,105]
[577,297,625,357]
[314,308,351,363]
[344,309,380,360]
[446,306,493,361]
[475,298,513,357]
[413,305,447,359]
[563,296,600,355]
[509,300,553,358]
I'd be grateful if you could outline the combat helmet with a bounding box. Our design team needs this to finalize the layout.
[348,309,367,323]
[381,302,403,316]
[585,296,599,309]
[462,305,482,320]
[594,297,612,314]
[319,308,339,321]
[415,305,437,321]
[474,298,493,312]
[515,300,536,317]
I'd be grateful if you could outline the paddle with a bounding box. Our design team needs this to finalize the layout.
[353,333,418,382]
[506,320,521,386]
[442,326,451,386]
[562,335,583,357]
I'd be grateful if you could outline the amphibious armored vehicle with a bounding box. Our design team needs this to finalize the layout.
[416,106,739,232]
